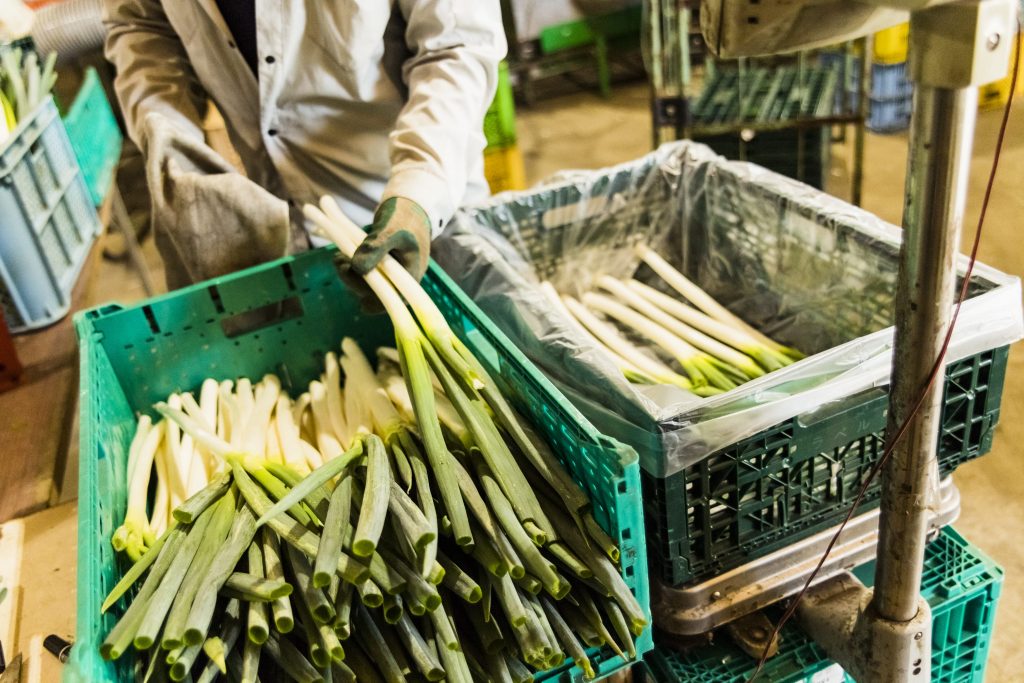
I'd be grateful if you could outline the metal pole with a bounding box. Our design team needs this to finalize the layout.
[871,84,977,622]
[852,36,871,207]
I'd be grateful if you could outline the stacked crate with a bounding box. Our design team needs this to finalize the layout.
[873,22,909,65]
[436,141,1019,662]
[483,62,527,193]
[821,50,913,134]
[688,64,839,189]
[0,96,101,332]
[646,527,1003,683]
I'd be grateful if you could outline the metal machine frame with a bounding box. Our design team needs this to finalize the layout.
[687,2,1018,680]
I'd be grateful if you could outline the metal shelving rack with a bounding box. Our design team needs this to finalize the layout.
[646,2,871,204]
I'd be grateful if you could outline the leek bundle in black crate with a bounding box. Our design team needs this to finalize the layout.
[434,142,1022,610]
[75,197,649,682]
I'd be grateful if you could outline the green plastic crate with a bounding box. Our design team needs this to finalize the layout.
[440,143,1018,592]
[484,61,517,150]
[63,67,123,207]
[693,126,831,190]
[647,618,839,683]
[691,65,839,124]
[69,247,651,682]
[646,346,1009,587]
[689,64,838,189]
[852,528,1003,683]
[538,6,643,55]
[647,526,1003,683]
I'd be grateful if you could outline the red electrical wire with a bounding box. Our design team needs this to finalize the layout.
[746,24,1021,683]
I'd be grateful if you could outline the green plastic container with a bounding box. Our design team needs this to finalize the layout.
[63,67,123,207]
[693,127,831,190]
[484,61,517,150]
[689,65,839,189]
[647,345,1008,587]
[538,6,643,54]
[646,526,1003,683]
[70,247,652,682]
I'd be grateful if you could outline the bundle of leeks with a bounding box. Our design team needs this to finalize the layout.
[544,245,803,397]
[0,47,57,142]
[100,197,645,682]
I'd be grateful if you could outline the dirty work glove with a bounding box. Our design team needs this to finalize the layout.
[351,197,432,281]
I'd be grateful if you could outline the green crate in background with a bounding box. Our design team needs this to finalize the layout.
[690,65,839,124]
[63,67,123,207]
[646,526,1003,683]
[688,63,839,188]
[647,345,1009,587]
[538,6,643,55]
[70,247,651,683]
[693,127,831,190]
[484,62,517,150]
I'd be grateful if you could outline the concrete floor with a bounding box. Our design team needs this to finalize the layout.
[88,83,1023,678]
[515,82,1024,680]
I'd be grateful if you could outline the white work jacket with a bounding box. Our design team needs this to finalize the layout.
[104,0,506,233]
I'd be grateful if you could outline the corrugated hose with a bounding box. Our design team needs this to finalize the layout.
[30,0,105,65]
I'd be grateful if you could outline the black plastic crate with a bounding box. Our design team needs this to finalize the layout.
[644,346,1009,587]
[693,126,831,190]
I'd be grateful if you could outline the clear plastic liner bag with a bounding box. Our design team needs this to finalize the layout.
[434,141,1023,477]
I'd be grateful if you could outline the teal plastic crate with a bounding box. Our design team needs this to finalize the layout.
[647,617,840,683]
[63,67,123,207]
[70,247,652,682]
[852,528,1002,683]
[646,527,1003,683]
[0,97,101,332]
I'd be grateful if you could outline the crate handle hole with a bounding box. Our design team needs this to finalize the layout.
[142,305,160,334]
[221,297,304,339]
[207,284,230,314]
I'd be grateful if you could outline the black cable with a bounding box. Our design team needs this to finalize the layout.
[747,22,1021,683]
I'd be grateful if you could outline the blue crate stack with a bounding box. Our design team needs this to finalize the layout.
[820,52,913,133]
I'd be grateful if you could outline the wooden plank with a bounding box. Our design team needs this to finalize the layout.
[9,503,77,683]
[0,517,24,654]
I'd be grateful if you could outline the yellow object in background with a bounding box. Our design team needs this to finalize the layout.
[979,33,1022,111]
[873,22,909,65]
[484,144,527,194]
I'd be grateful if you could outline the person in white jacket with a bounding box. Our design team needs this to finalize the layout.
[104,1,506,289]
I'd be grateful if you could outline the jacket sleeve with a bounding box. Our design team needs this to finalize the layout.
[385,0,507,235]
[103,0,208,147]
